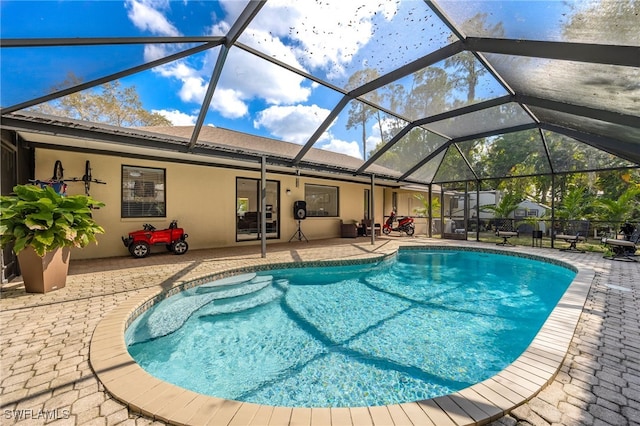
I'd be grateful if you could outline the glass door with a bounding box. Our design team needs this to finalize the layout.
[236,178,280,241]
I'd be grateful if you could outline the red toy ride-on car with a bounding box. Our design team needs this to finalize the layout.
[122,220,189,258]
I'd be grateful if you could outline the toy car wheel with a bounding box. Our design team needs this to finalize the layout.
[131,242,150,258]
[172,240,189,255]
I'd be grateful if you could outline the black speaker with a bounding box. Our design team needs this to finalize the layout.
[293,200,307,220]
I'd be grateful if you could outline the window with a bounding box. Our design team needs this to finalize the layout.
[122,165,166,218]
[514,208,526,218]
[305,184,338,217]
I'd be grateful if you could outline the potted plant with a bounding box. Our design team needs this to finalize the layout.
[0,184,105,293]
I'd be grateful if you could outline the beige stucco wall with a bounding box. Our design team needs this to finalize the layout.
[35,148,387,260]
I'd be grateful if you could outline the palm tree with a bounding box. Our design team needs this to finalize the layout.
[593,187,640,233]
[480,192,521,218]
[556,186,590,221]
[554,186,593,236]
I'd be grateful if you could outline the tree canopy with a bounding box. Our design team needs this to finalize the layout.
[28,73,171,127]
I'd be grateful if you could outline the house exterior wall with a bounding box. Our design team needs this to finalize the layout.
[516,199,549,218]
[35,148,385,260]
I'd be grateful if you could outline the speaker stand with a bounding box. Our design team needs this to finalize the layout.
[289,220,308,242]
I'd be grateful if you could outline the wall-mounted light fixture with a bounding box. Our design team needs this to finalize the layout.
[286,189,292,196]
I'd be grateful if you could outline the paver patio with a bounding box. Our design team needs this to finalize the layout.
[1,237,639,425]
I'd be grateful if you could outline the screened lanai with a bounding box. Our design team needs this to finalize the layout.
[1,0,638,182]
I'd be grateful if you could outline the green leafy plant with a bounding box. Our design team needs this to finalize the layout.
[413,193,441,218]
[1,184,105,256]
[593,187,640,228]
[556,186,591,221]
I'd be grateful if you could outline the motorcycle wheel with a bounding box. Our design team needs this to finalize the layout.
[405,226,415,236]
[172,240,189,255]
[131,242,150,258]
[382,227,391,235]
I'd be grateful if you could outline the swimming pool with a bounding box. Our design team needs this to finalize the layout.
[125,248,576,408]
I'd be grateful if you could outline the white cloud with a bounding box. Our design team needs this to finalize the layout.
[219,49,311,106]
[254,104,329,144]
[132,3,312,119]
[142,44,169,62]
[319,139,362,159]
[365,134,381,157]
[178,76,208,104]
[247,1,398,80]
[211,88,249,119]
[124,0,397,137]
[154,62,208,104]
[125,0,180,36]
[153,109,198,126]
[365,117,396,156]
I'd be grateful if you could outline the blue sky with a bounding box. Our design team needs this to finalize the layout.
[1,0,586,159]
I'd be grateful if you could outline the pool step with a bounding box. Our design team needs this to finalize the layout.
[196,273,256,292]
[197,279,287,318]
[196,274,272,298]
[126,291,218,344]
[127,274,276,344]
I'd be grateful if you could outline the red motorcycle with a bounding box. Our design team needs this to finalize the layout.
[382,211,415,236]
[122,220,189,258]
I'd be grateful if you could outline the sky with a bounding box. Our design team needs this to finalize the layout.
[0,0,591,160]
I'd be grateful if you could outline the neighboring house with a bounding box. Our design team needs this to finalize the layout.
[514,199,549,220]
[432,190,550,233]
[514,199,550,233]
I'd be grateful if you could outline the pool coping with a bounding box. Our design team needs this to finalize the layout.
[89,244,594,426]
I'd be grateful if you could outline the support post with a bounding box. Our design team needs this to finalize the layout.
[260,156,267,258]
[551,174,555,249]
[476,182,481,242]
[370,174,375,244]
[428,184,432,238]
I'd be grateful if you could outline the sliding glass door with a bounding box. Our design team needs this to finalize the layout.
[236,177,280,241]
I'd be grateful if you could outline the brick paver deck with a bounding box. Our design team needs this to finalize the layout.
[1,237,638,425]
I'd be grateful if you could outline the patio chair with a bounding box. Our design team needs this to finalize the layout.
[361,218,381,237]
[601,229,639,262]
[340,220,358,238]
[555,233,587,253]
[496,229,518,246]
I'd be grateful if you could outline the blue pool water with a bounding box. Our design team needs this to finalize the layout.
[126,249,576,408]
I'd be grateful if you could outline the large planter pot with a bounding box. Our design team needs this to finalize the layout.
[17,246,70,293]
